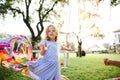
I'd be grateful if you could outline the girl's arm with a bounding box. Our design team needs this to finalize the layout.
[61,46,73,52]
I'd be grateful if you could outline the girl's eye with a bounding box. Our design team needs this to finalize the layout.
[52,30,55,32]
[48,30,55,32]
[48,30,51,32]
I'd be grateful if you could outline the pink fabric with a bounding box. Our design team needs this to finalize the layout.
[0,44,10,48]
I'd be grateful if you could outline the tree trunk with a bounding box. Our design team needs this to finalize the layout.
[31,36,41,58]
[77,41,82,57]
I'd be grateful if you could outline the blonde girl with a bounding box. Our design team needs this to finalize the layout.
[27,24,72,80]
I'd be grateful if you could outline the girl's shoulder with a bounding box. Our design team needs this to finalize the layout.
[56,40,61,44]
[40,39,60,44]
[56,40,62,46]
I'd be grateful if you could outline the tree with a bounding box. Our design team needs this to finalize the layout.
[103,43,111,51]
[110,0,120,6]
[0,33,12,38]
[98,0,120,6]
[73,23,104,57]
[0,0,68,49]
[73,0,105,57]
[74,0,120,57]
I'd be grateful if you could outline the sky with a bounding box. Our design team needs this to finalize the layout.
[0,0,120,49]
[0,16,30,35]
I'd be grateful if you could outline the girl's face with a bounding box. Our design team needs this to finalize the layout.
[48,26,57,41]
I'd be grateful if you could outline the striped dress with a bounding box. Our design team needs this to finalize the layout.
[27,39,61,80]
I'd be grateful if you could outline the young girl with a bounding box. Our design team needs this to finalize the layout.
[27,24,72,80]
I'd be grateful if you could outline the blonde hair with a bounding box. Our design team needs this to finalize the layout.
[45,24,58,41]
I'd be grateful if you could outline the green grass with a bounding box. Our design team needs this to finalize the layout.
[0,54,120,80]
[61,53,120,80]
[0,66,32,80]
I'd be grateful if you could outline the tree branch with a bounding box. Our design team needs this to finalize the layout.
[9,7,25,19]
[38,0,44,22]
[42,1,58,19]
[36,22,40,33]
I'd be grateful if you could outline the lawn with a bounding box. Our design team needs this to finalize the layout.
[0,65,32,80]
[61,53,120,80]
[0,53,120,80]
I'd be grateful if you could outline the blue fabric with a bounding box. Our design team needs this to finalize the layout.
[27,39,61,80]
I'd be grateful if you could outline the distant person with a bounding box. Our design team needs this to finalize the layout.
[26,24,73,80]
[104,58,120,67]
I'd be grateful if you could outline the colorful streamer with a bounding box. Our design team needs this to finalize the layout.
[0,35,32,76]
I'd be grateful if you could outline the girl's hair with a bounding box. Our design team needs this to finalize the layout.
[45,24,58,41]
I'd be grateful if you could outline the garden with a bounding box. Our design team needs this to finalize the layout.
[0,53,120,80]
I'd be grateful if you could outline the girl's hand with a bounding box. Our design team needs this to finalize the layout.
[43,43,48,51]
[67,48,74,52]
[40,43,48,55]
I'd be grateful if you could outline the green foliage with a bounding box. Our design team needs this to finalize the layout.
[0,0,13,16]
[111,0,120,6]
[99,0,120,6]
[0,0,68,21]
[0,33,12,38]
[103,43,110,50]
